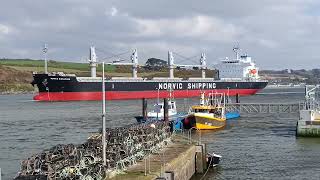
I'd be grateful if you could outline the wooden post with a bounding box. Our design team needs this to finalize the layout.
[236,93,240,103]
[143,98,147,120]
[164,98,169,121]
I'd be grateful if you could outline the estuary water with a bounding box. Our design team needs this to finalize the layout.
[1,88,320,179]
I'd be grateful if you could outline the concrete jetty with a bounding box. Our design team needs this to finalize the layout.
[111,135,203,180]
[14,121,209,180]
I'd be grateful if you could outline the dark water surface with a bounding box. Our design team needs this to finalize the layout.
[1,88,320,179]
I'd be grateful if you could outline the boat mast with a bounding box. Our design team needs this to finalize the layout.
[200,53,206,78]
[43,44,48,74]
[89,46,97,78]
[131,49,138,78]
[168,51,174,78]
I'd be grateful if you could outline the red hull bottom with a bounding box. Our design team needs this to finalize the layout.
[33,89,260,101]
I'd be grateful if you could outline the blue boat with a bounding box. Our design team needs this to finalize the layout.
[226,112,240,119]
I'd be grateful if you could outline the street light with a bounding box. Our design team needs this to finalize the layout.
[227,87,230,103]
[102,62,106,166]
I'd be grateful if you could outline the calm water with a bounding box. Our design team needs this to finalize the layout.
[1,88,320,179]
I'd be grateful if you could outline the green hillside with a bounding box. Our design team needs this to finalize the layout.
[0,59,114,94]
[0,59,115,72]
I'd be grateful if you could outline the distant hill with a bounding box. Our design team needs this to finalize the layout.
[260,69,320,84]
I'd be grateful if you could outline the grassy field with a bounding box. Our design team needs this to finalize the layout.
[0,59,115,72]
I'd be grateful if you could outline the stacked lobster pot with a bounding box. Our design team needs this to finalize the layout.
[14,121,172,180]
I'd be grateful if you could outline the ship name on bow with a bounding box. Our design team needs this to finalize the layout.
[50,77,71,81]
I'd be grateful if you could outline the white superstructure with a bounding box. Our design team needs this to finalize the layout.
[214,47,259,81]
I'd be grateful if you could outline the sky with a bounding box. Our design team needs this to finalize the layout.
[0,0,320,69]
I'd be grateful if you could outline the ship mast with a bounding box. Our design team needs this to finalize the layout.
[233,45,241,60]
[200,53,206,78]
[169,52,207,78]
[43,44,48,74]
[131,49,138,78]
[89,46,97,78]
[103,49,139,78]
[168,51,175,78]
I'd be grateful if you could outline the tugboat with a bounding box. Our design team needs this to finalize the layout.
[183,92,226,130]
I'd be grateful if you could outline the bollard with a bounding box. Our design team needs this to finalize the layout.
[164,171,174,180]
[195,143,207,174]
[0,168,1,180]
[195,145,204,173]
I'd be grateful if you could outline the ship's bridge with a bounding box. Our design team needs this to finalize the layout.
[215,54,259,81]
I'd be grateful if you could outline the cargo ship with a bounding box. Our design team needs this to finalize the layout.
[31,46,268,101]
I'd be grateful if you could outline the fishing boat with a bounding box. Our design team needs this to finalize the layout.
[183,92,226,130]
[147,100,177,118]
[135,88,180,123]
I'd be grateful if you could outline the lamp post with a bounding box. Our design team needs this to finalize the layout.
[227,87,230,103]
[157,88,160,120]
[102,62,106,166]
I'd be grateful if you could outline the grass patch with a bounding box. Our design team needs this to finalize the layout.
[0,59,115,72]
[0,83,34,93]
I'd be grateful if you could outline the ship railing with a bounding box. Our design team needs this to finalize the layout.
[219,78,265,82]
[111,77,144,80]
[152,77,184,80]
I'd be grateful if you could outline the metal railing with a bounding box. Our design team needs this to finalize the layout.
[226,102,303,114]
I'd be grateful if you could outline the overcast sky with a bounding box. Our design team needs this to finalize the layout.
[0,0,320,69]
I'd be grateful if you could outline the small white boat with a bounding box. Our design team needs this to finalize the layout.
[147,100,177,118]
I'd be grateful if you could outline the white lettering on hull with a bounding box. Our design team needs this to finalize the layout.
[159,82,216,90]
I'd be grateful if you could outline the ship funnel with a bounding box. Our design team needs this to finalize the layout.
[131,49,138,78]
[89,46,97,77]
[200,53,206,78]
[168,51,174,78]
